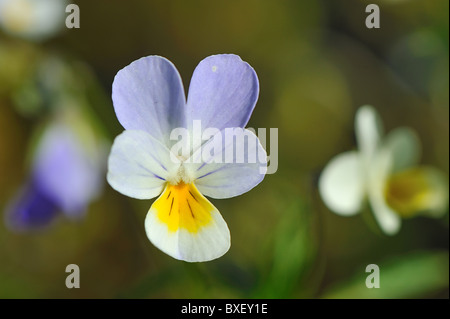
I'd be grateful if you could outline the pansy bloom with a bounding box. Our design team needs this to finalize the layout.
[6,114,106,231]
[107,54,267,262]
[319,105,448,235]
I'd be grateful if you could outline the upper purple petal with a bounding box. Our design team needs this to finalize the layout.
[112,56,187,146]
[185,54,259,131]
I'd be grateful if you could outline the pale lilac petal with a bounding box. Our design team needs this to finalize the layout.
[186,128,267,199]
[112,56,186,146]
[185,54,259,131]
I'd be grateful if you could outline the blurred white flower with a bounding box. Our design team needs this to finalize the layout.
[0,0,67,41]
[319,105,448,235]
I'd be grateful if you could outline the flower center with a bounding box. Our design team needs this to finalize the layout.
[167,161,195,186]
[153,182,214,233]
[384,168,443,218]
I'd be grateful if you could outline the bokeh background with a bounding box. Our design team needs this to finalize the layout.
[0,0,448,298]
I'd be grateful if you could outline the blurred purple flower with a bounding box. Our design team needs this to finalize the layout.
[6,121,105,231]
[7,180,59,229]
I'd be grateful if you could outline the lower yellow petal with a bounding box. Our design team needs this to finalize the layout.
[384,167,448,218]
[145,182,231,262]
[153,182,214,233]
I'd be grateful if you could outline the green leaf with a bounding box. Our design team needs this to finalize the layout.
[323,251,449,299]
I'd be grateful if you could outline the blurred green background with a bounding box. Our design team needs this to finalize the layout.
[0,0,448,298]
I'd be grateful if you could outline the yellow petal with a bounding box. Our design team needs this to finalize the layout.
[145,182,230,262]
[153,182,214,233]
[384,167,448,218]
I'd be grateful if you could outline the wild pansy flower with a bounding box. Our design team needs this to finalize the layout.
[6,110,106,231]
[107,54,267,262]
[0,0,67,41]
[319,105,448,235]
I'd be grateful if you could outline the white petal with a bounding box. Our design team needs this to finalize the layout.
[368,190,401,235]
[367,150,401,235]
[355,105,384,161]
[144,183,230,262]
[0,0,66,41]
[186,128,267,199]
[319,151,365,216]
[107,130,177,199]
[383,127,421,173]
